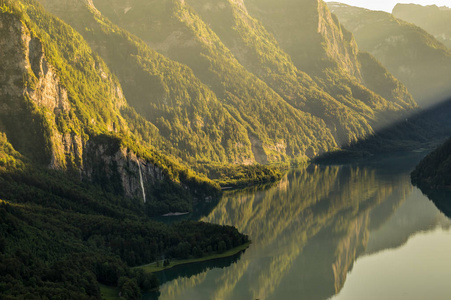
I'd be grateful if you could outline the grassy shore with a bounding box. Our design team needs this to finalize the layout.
[100,284,120,300]
[136,242,250,273]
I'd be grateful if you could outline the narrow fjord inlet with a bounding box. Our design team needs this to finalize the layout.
[1,0,451,299]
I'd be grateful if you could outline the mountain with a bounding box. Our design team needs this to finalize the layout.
[329,2,451,107]
[393,4,451,50]
[36,0,259,166]
[166,0,373,146]
[0,0,439,298]
[74,0,338,163]
[0,0,222,215]
[243,0,416,120]
[86,0,415,160]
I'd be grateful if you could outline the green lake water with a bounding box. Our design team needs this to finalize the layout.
[146,152,451,300]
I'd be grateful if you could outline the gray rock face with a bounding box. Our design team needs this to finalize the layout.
[0,12,83,170]
[82,139,165,200]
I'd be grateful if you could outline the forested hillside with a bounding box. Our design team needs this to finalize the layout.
[0,132,247,298]
[0,2,251,297]
[87,0,415,161]
[0,0,226,215]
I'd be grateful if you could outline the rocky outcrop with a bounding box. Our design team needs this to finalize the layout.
[82,136,165,201]
[0,12,83,170]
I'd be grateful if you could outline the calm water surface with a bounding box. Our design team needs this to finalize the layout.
[147,153,451,300]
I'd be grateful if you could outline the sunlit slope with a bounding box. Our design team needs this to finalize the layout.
[36,0,257,165]
[91,0,414,159]
[34,0,420,163]
[330,2,451,107]
[90,0,337,163]
[181,0,373,146]
[393,4,451,50]
[0,0,126,169]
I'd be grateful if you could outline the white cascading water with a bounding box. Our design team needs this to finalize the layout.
[137,161,146,203]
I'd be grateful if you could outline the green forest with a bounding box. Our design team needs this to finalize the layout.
[0,134,248,298]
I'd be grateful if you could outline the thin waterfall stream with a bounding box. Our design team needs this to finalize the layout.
[138,161,146,203]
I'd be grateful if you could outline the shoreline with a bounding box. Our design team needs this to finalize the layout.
[161,212,190,217]
[135,242,251,273]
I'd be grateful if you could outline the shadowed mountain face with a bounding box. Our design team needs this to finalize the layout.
[412,137,451,190]
[393,4,451,50]
[329,2,451,108]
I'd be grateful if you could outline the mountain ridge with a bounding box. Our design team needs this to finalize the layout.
[393,3,451,50]
[329,2,451,108]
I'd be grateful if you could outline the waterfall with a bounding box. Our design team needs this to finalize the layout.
[137,161,146,203]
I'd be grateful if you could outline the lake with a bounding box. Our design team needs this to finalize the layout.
[146,152,451,300]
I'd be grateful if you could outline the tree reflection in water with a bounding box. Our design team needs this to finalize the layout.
[148,154,451,300]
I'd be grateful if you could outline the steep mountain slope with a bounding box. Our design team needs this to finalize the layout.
[393,4,451,49]
[88,0,417,161]
[36,0,257,165]
[181,0,372,146]
[88,0,339,163]
[0,0,220,215]
[243,0,416,124]
[329,2,451,107]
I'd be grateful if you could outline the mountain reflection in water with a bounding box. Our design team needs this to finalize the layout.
[147,153,451,300]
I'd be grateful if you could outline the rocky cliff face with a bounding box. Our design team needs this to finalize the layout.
[244,0,361,80]
[82,137,165,201]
